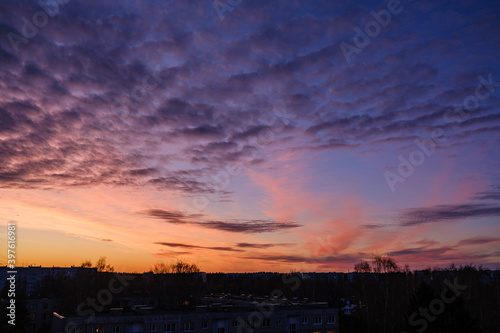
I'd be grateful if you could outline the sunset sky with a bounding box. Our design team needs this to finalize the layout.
[1,0,499,273]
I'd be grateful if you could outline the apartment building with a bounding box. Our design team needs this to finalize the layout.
[51,303,339,333]
[0,266,97,296]
[27,298,62,332]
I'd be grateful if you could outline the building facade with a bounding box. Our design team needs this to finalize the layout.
[51,304,339,333]
[0,266,96,296]
[27,298,62,332]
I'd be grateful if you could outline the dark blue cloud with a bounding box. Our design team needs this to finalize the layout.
[399,203,500,226]
[142,209,301,233]
[155,242,244,252]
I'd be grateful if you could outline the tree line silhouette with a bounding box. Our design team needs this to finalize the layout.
[1,256,499,333]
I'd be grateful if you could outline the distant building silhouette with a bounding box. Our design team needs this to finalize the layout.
[52,302,340,333]
[0,266,97,296]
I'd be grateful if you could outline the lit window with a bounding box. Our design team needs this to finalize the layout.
[184,322,194,332]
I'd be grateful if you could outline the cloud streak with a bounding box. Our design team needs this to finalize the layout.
[142,209,301,233]
[456,237,500,247]
[155,242,244,252]
[64,232,113,242]
[235,242,294,249]
[399,203,500,226]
